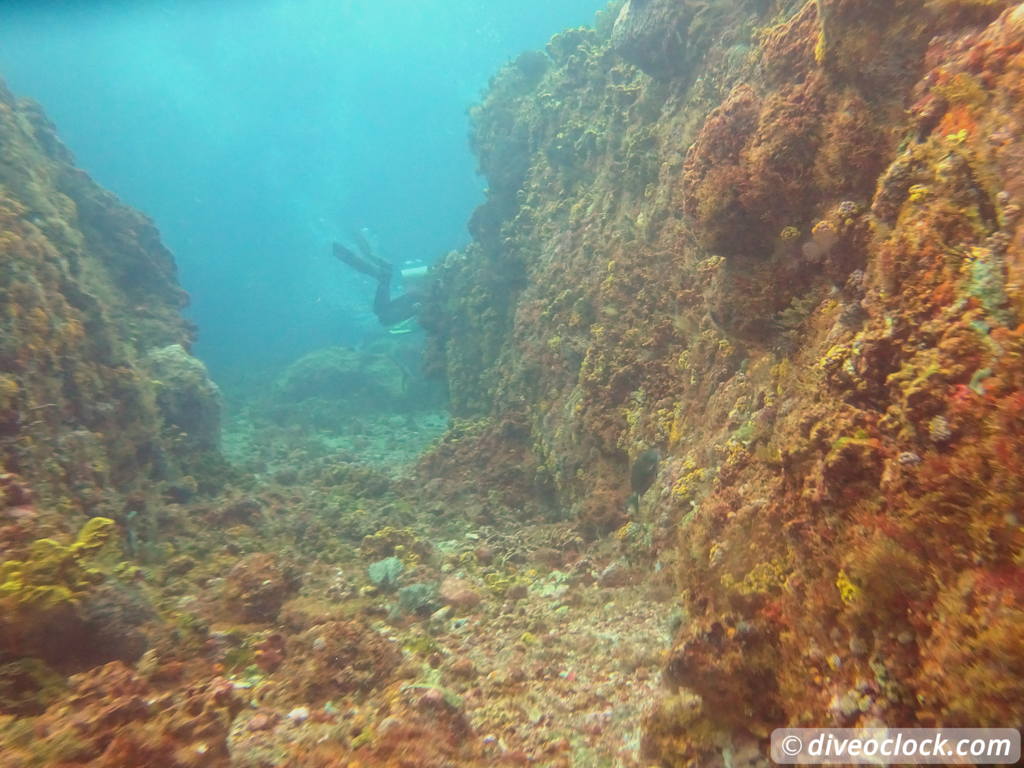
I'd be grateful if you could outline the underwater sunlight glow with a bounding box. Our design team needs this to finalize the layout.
[0,0,605,379]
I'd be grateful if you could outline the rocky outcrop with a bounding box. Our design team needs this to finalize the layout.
[426,0,1024,760]
[0,82,222,718]
[0,79,214,524]
[611,0,692,79]
[273,346,406,407]
[145,343,221,453]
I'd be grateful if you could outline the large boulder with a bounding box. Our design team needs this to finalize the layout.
[273,346,406,409]
[145,343,222,452]
[611,0,692,79]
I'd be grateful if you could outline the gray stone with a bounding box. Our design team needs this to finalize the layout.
[145,343,221,451]
[612,0,692,79]
[273,346,405,408]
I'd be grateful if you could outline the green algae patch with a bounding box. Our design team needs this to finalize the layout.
[367,556,404,591]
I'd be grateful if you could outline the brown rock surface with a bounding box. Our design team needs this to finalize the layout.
[0,78,217,522]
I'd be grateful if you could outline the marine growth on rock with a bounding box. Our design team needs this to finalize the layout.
[2,1,1023,766]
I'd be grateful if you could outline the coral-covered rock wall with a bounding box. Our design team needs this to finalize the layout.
[427,0,1024,760]
[0,79,218,525]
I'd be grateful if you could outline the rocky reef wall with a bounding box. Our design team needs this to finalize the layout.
[427,0,1024,760]
[0,79,220,525]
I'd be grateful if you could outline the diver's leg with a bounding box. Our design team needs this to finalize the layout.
[373,271,393,321]
[333,242,387,279]
[351,230,395,273]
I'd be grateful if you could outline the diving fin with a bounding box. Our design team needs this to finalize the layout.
[352,227,378,260]
[333,242,388,280]
[351,229,392,274]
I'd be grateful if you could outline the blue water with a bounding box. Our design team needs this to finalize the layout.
[0,0,606,382]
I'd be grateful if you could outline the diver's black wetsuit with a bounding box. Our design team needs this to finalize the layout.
[334,241,421,327]
[372,271,421,326]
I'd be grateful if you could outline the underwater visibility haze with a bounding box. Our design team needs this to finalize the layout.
[0,0,605,379]
[1,0,1024,766]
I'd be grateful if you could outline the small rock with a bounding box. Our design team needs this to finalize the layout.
[849,636,869,656]
[448,657,477,680]
[506,583,529,601]
[835,691,861,719]
[531,547,564,568]
[432,604,453,620]
[247,712,277,731]
[287,706,309,722]
[439,577,482,612]
[597,562,631,588]
[164,554,197,576]
[222,552,293,623]
[418,687,448,710]
[429,605,453,630]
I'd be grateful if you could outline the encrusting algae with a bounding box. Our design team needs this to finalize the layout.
[2,1,1024,766]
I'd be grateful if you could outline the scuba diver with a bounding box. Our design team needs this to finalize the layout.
[332,229,429,332]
